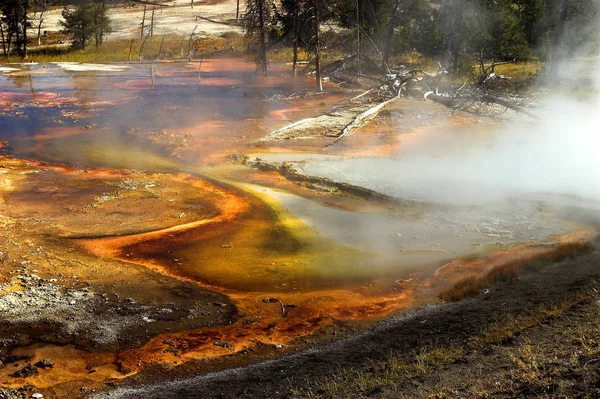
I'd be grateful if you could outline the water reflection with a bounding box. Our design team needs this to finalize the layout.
[0,60,346,169]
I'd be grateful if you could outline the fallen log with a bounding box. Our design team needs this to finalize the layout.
[255,117,317,142]
[479,94,539,120]
[407,88,539,120]
[350,88,374,102]
[326,97,397,148]
[195,15,236,26]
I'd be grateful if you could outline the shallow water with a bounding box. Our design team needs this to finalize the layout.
[0,60,344,168]
[0,61,580,288]
[2,59,586,287]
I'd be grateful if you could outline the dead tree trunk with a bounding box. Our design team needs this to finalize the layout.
[292,0,299,76]
[549,0,570,80]
[382,0,400,68]
[158,34,165,59]
[257,0,268,75]
[5,30,13,59]
[139,31,151,60]
[150,5,155,54]
[356,0,361,81]
[140,5,146,40]
[22,0,28,59]
[36,7,45,46]
[314,0,323,91]
[0,23,7,58]
[128,38,134,62]
[187,25,197,60]
[443,0,465,75]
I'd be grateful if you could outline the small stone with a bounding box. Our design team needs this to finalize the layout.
[116,361,132,374]
[32,394,44,399]
[34,359,54,369]
[10,365,39,378]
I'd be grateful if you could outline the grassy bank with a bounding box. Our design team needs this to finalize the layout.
[0,33,246,63]
[440,241,595,302]
[1,33,542,89]
[291,288,600,398]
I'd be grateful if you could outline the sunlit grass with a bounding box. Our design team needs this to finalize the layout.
[492,61,542,80]
[1,33,246,64]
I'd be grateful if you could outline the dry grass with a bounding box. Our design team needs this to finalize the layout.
[492,61,542,80]
[469,298,584,351]
[1,33,245,63]
[290,290,598,399]
[292,346,468,399]
[440,241,595,302]
[289,241,595,397]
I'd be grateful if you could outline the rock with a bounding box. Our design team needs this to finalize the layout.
[261,297,280,304]
[31,394,43,399]
[0,338,19,347]
[0,389,24,399]
[116,361,132,374]
[10,365,39,378]
[213,341,233,349]
[34,359,53,369]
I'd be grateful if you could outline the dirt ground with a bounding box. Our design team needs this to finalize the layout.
[33,0,242,41]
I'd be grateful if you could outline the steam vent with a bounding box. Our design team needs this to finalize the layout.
[1,1,599,398]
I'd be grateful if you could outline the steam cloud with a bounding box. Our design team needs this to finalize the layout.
[390,93,600,205]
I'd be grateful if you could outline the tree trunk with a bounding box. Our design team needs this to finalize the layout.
[1,23,7,58]
[36,8,45,46]
[141,5,146,40]
[98,0,106,46]
[356,0,361,79]
[150,5,155,54]
[236,0,240,23]
[22,0,28,59]
[6,31,13,59]
[382,0,400,68]
[549,0,570,79]
[292,0,299,76]
[128,38,134,62]
[187,25,197,60]
[315,0,323,91]
[158,34,165,59]
[444,0,465,75]
[257,0,267,75]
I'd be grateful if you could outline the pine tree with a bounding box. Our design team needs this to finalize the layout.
[59,0,111,50]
